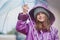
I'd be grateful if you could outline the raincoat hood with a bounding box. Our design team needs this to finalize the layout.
[29,4,55,25]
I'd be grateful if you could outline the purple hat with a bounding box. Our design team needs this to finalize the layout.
[29,6,55,25]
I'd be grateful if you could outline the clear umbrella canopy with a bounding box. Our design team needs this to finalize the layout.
[0,0,48,34]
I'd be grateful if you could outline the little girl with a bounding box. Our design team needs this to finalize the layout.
[16,4,59,40]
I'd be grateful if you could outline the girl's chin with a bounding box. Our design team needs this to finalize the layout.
[38,20,44,22]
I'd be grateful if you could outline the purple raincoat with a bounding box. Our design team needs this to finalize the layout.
[16,4,59,40]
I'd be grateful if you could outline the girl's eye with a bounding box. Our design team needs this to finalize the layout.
[37,13,40,15]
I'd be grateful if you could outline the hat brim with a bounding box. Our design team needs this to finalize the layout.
[29,6,55,25]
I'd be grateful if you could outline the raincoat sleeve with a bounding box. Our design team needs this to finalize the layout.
[16,13,29,35]
[54,29,59,40]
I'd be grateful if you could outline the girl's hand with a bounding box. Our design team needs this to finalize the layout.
[22,4,29,15]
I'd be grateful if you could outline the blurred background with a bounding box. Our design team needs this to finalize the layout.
[0,0,60,40]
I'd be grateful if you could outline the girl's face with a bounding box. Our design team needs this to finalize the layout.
[36,13,47,22]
